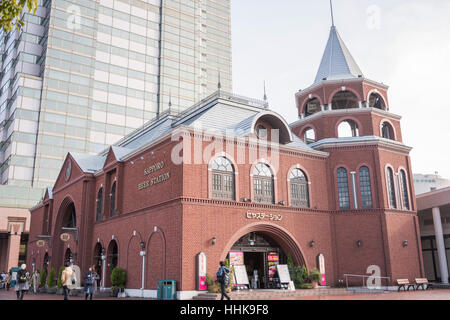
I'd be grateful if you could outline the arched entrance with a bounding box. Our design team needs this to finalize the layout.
[92,243,103,290]
[43,253,49,273]
[229,232,289,289]
[64,248,73,265]
[105,240,118,287]
[222,223,307,290]
[52,198,78,270]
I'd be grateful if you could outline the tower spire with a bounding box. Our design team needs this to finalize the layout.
[330,0,335,27]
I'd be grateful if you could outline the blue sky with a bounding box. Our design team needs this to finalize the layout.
[231,0,450,178]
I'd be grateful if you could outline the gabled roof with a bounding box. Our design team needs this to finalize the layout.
[314,26,363,84]
[69,153,107,173]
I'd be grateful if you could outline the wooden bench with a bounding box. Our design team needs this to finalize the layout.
[397,279,413,292]
[414,278,433,290]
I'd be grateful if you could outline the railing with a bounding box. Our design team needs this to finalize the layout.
[343,273,391,291]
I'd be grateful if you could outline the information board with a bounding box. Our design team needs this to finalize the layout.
[233,265,249,286]
[277,265,291,284]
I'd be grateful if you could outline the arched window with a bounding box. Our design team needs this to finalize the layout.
[386,167,397,209]
[381,122,395,140]
[96,187,103,222]
[400,170,410,210]
[63,203,77,228]
[332,91,359,110]
[359,166,373,209]
[211,157,235,201]
[290,169,309,208]
[369,93,385,110]
[305,98,321,117]
[338,120,359,138]
[253,163,274,204]
[337,168,350,209]
[110,182,117,217]
[303,127,316,144]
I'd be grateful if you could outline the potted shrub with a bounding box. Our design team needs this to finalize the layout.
[224,259,233,293]
[206,275,220,294]
[39,269,47,293]
[47,268,57,294]
[309,268,322,289]
[57,266,64,295]
[110,267,126,297]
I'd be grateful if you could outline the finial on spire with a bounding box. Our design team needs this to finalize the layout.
[263,81,267,102]
[330,0,335,27]
[168,90,172,111]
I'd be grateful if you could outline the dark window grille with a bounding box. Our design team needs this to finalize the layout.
[387,168,397,209]
[96,188,103,221]
[337,168,350,209]
[359,166,373,209]
[290,169,309,208]
[253,163,274,204]
[400,170,410,210]
[211,157,235,200]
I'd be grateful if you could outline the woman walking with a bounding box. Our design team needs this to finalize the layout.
[15,264,30,300]
[61,262,76,300]
[84,267,94,300]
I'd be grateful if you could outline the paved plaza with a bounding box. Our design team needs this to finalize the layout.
[1,288,450,301]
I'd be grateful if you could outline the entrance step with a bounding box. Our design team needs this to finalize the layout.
[193,293,219,300]
[192,288,351,300]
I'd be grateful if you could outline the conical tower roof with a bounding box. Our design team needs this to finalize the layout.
[314,26,363,84]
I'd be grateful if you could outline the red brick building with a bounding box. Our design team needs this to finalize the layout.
[27,25,424,299]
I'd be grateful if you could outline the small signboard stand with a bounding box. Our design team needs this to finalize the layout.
[233,265,250,291]
[277,265,292,290]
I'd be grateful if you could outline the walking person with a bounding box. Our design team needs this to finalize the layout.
[15,264,30,300]
[0,271,6,290]
[61,261,76,300]
[217,261,231,301]
[92,266,100,295]
[31,270,40,294]
[84,267,94,300]
[6,271,11,291]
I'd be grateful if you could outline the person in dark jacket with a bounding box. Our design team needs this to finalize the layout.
[217,261,231,300]
[84,267,94,300]
[15,264,30,300]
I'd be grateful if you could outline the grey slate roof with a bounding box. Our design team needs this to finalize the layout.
[70,153,106,173]
[314,26,363,84]
[68,92,318,174]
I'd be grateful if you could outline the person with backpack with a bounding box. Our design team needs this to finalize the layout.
[216,261,231,300]
[61,261,76,300]
[83,267,94,300]
[15,264,30,300]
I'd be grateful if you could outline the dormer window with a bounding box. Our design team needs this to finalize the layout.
[256,125,267,139]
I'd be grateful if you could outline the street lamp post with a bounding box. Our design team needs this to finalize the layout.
[100,248,106,291]
[140,242,146,297]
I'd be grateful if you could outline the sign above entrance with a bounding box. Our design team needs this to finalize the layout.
[246,212,282,222]
[60,233,71,242]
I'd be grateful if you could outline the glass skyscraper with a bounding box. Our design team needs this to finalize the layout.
[0,0,232,207]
